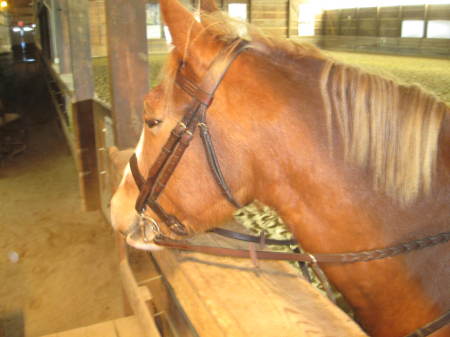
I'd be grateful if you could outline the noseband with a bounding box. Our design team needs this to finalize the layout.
[129,39,249,238]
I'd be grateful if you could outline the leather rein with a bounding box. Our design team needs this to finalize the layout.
[127,39,450,337]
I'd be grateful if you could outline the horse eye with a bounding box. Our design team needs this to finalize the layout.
[145,119,162,128]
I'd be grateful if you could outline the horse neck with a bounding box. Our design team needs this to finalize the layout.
[255,144,448,336]
[246,65,449,336]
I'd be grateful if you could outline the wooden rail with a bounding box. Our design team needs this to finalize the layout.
[150,233,367,337]
[119,255,161,337]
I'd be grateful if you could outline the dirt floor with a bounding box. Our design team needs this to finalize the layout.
[0,60,123,337]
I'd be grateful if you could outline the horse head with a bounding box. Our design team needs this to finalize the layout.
[110,0,276,245]
[110,1,450,336]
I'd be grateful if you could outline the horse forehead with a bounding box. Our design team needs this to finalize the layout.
[144,86,166,107]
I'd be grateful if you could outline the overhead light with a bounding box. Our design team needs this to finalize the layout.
[0,1,8,9]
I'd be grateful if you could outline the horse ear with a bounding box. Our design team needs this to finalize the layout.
[200,0,219,12]
[160,0,204,60]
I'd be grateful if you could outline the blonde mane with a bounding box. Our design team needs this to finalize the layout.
[320,62,447,205]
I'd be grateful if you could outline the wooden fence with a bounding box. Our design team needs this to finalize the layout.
[320,4,450,57]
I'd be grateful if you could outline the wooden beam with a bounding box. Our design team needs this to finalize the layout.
[105,0,149,149]
[67,0,100,211]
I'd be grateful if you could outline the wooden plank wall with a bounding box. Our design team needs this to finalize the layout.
[320,4,450,57]
[250,0,288,37]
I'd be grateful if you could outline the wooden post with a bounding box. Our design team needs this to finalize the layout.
[355,7,360,37]
[423,4,429,39]
[52,0,64,71]
[376,7,380,38]
[67,0,100,211]
[247,0,251,24]
[56,0,71,73]
[120,259,162,337]
[287,0,292,38]
[337,9,342,36]
[105,0,149,149]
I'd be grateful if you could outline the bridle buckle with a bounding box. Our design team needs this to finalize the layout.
[138,211,161,242]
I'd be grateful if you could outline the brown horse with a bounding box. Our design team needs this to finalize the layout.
[110,0,450,336]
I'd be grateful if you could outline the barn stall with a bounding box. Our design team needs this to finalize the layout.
[1,0,449,336]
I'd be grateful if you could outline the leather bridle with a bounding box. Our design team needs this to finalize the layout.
[127,38,450,337]
[129,39,248,238]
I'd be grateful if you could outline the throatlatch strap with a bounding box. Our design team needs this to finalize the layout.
[198,118,242,208]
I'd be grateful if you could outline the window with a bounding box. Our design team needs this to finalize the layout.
[298,4,319,36]
[401,20,424,38]
[228,3,247,21]
[146,3,161,39]
[228,3,248,36]
[427,20,450,39]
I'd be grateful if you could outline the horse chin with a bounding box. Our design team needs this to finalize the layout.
[125,228,164,251]
[126,236,164,251]
[125,222,164,251]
